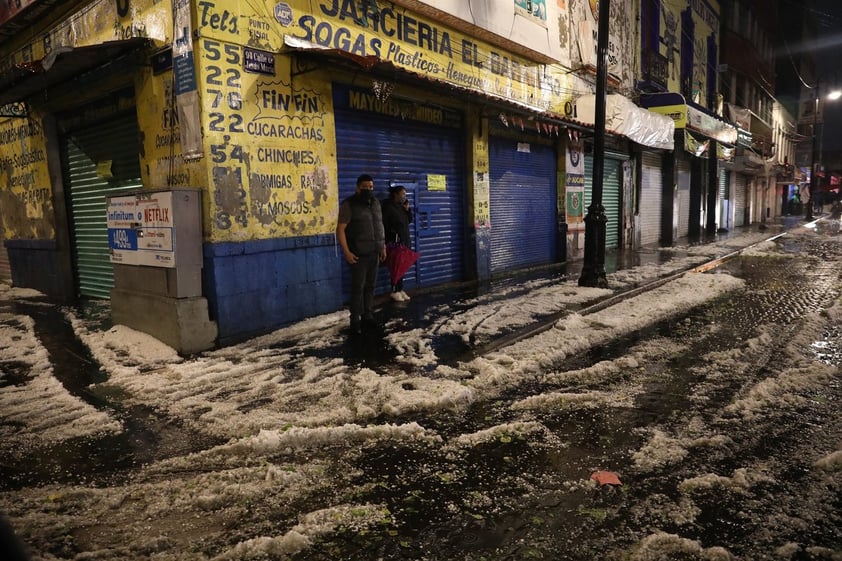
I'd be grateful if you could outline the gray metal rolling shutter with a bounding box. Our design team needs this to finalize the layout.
[584,155,621,249]
[677,159,691,238]
[639,152,662,246]
[333,84,465,300]
[64,114,143,298]
[489,137,557,272]
[719,169,731,230]
[734,173,748,227]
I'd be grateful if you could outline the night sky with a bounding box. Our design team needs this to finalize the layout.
[776,0,842,153]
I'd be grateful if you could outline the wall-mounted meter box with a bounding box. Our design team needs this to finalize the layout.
[106,189,202,298]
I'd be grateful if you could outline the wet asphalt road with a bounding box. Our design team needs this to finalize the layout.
[348,235,842,561]
[2,220,841,560]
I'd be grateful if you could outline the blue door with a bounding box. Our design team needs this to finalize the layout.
[333,84,466,301]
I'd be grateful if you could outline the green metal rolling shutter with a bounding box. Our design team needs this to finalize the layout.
[584,155,622,249]
[64,114,142,298]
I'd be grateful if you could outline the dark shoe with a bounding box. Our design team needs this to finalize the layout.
[349,321,362,335]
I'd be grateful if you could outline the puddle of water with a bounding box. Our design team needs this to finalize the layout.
[0,403,225,491]
[0,300,225,491]
[0,360,33,387]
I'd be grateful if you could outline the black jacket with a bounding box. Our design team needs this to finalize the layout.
[381,198,412,246]
[338,193,385,256]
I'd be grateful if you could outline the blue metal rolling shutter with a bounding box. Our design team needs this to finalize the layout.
[333,85,465,300]
[63,114,143,298]
[489,137,557,272]
[584,155,621,249]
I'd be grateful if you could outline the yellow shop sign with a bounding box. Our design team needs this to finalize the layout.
[196,0,558,112]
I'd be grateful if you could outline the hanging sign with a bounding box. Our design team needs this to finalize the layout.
[684,130,710,158]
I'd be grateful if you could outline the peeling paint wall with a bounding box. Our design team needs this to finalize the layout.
[567,0,634,92]
[194,41,338,243]
[0,0,175,243]
[0,115,55,240]
[136,69,209,231]
[0,0,171,67]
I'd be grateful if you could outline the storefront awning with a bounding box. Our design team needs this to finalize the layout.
[0,38,148,106]
[641,92,738,146]
[574,94,675,150]
[283,36,592,134]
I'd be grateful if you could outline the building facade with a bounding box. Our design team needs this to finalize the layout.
[0,0,681,349]
[718,0,784,226]
[637,0,738,244]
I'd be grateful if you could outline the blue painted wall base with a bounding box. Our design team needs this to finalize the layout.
[203,234,343,345]
[5,239,74,302]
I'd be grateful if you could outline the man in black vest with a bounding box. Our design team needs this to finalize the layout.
[337,174,386,334]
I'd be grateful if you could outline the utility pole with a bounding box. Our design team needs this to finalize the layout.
[578,0,610,288]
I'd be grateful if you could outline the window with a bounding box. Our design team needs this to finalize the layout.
[739,6,750,37]
[731,0,741,31]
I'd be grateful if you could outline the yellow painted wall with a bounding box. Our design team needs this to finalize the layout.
[136,70,209,213]
[0,0,617,245]
[195,0,554,111]
[195,41,336,241]
[193,0,563,242]
[0,114,53,240]
[0,0,171,66]
[0,0,175,242]
[659,0,720,107]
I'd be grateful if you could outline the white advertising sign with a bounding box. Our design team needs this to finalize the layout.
[107,191,177,268]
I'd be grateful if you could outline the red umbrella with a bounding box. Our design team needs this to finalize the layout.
[385,243,419,285]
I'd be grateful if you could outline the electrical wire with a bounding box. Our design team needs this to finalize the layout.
[784,39,816,90]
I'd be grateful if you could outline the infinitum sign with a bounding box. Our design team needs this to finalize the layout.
[107,192,176,267]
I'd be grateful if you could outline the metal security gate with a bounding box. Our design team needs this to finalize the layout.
[734,173,748,227]
[584,155,622,249]
[719,169,732,230]
[333,85,465,301]
[489,137,557,272]
[639,152,662,246]
[63,114,143,298]
[677,159,691,239]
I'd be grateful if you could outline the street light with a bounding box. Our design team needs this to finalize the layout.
[806,82,842,221]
